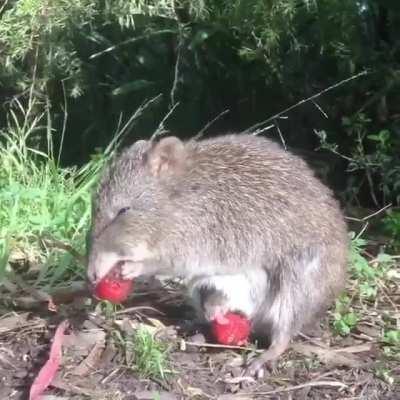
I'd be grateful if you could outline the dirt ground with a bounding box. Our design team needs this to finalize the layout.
[0,276,399,400]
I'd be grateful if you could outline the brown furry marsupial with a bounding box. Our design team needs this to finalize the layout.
[86,133,349,376]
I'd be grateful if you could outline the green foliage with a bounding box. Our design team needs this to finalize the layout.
[349,233,379,299]
[317,113,400,206]
[131,325,170,379]
[381,328,400,360]
[202,0,367,84]
[113,325,170,380]
[0,98,102,286]
[0,0,97,94]
[0,226,11,280]
[333,231,398,337]
[104,0,207,28]
[332,294,360,336]
[382,210,400,251]
[349,231,396,299]
[383,330,400,347]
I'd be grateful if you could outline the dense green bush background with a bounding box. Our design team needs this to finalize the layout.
[1,0,399,207]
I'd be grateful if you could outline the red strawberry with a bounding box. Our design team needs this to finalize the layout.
[94,275,133,303]
[211,312,251,346]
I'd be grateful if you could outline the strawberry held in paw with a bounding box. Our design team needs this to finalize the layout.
[94,264,133,303]
[211,312,251,346]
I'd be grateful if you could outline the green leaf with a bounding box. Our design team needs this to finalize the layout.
[383,330,400,345]
[333,319,350,336]
[359,283,377,299]
[343,312,359,328]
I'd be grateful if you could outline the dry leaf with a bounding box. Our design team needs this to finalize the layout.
[29,320,69,400]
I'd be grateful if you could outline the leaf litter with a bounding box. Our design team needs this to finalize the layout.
[0,253,399,399]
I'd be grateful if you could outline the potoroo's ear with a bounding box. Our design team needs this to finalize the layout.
[144,136,187,177]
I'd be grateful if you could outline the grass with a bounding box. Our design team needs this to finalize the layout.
[131,325,170,379]
[113,324,171,380]
[0,99,102,288]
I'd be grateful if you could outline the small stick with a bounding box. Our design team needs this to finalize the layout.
[0,0,9,15]
[345,203,392,222]
[355,222,369,240]
[242,70,368,134]
[250,124,275,136]
[312,100,328,118]
[115,306,166,316]
[192,109,230,141]
[150,101,180,142]
[182,340,261,352]
[274,119,287,150]
[170,28,183,107]
[89,29,175,59]
[248,380,348,396]
[377,279,399,312]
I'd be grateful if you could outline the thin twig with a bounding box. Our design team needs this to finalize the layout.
[115,306,166,316]
[249,380,348,396]
[24,45,40,134]
[182,340,261,352]
[274,119,287,150]
[345,204,392,222]
[242,70,368,134]
[57,79,68,166]
[46,94,54,159]
[0,0,9,15]
[355,222,369,240]
[251,124,275,136]
[312,99,329,118]
[377,279,399,312]
[170,27,184,107]
[314,129,355,162]
[115,112,124,137]
[150,101,180,142]
[105,94,163,156]
[365,168,379,207]
[192,109,230,141]
[89,29,175,60]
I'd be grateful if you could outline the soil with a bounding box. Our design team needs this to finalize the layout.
[0,276,399,400]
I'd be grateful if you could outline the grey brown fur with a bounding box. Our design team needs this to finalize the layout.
[87,133,349,375]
